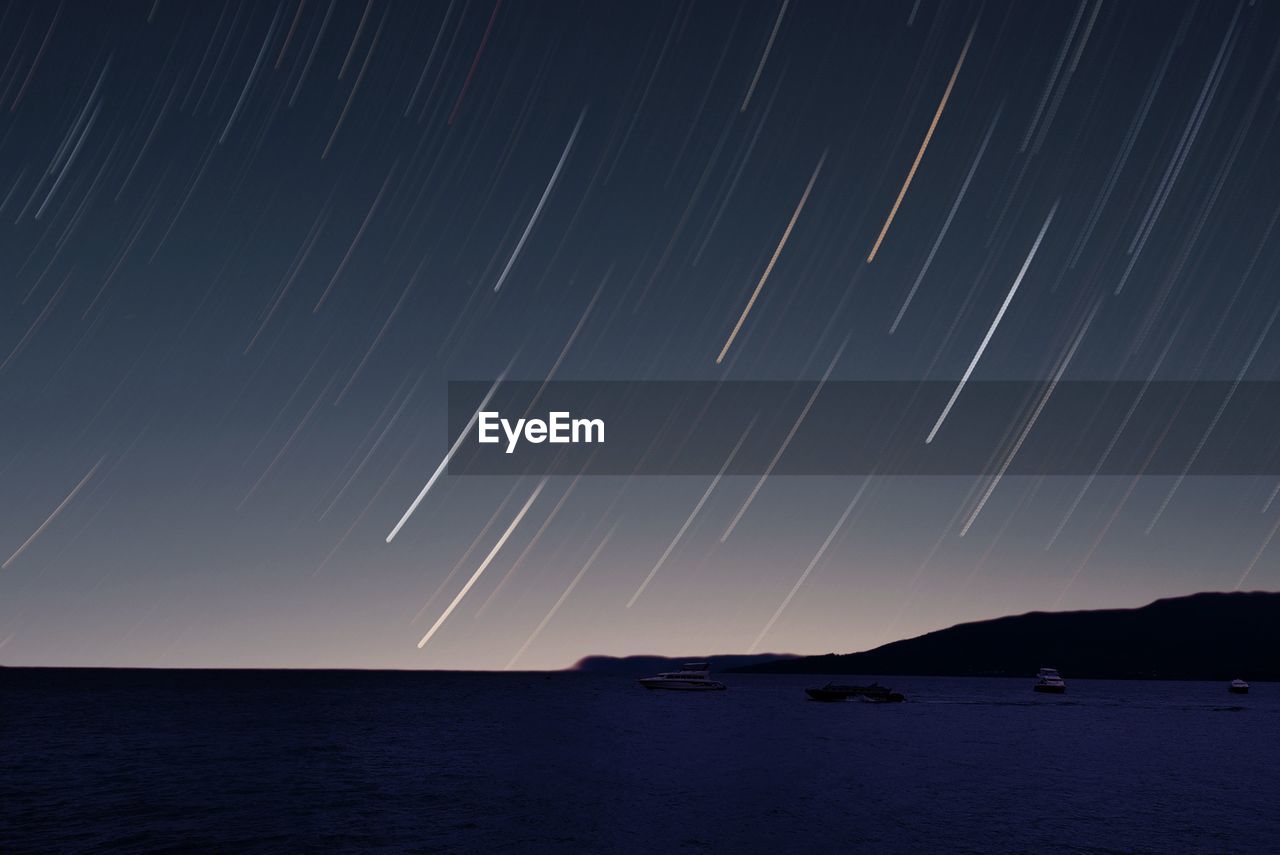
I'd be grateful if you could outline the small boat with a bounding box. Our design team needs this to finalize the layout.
[638,662,727,691]
[805,681,905,703]
[1033,667,1067,694]
[1228,678,1249,695]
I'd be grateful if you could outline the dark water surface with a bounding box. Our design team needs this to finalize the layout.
[3,669,1277,853]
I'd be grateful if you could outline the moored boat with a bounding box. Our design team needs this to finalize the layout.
[638,662,727,691]
[805,681,905,703]
[1033,667,1067,694]
[1228,678,1249,694]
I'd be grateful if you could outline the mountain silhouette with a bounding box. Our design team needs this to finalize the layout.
[731,591,1280,680]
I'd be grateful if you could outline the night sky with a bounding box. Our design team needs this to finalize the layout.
[3,0,1280,669]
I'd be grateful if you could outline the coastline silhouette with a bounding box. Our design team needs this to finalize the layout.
[733,590,1279,680]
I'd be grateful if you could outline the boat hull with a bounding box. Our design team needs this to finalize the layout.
[805,686,904,703]
[638,679,726,691]
[1033,684,1067,694]
[1228,686,1249,694]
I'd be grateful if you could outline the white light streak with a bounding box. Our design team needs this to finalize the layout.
[417,478,547,649]
[740,0,788,112]
[386,367,510,543]
[505,522,616,669]
[628,417,757,607]
[960,299,1097,536]
[4,457,104,569]
[926,202,1056,445]
[493,108,586,293]
[721,336,847,542]
[749,478,870,653]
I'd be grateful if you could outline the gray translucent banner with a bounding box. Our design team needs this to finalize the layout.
[446,381,1280,476]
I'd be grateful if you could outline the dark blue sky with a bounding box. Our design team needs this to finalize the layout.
[2,0,1279,668]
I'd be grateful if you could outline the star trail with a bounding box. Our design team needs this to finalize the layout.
[2,0,1280,670]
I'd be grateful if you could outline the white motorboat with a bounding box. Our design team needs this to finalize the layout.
[1033,667,1066,694]
[1229,678,1249,694]
[638,662,727,691]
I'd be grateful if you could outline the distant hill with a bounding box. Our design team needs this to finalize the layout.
[731,591,1280,680]
[570,653,798,675]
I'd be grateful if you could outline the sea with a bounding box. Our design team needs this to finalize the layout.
[3,668,1277,853]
